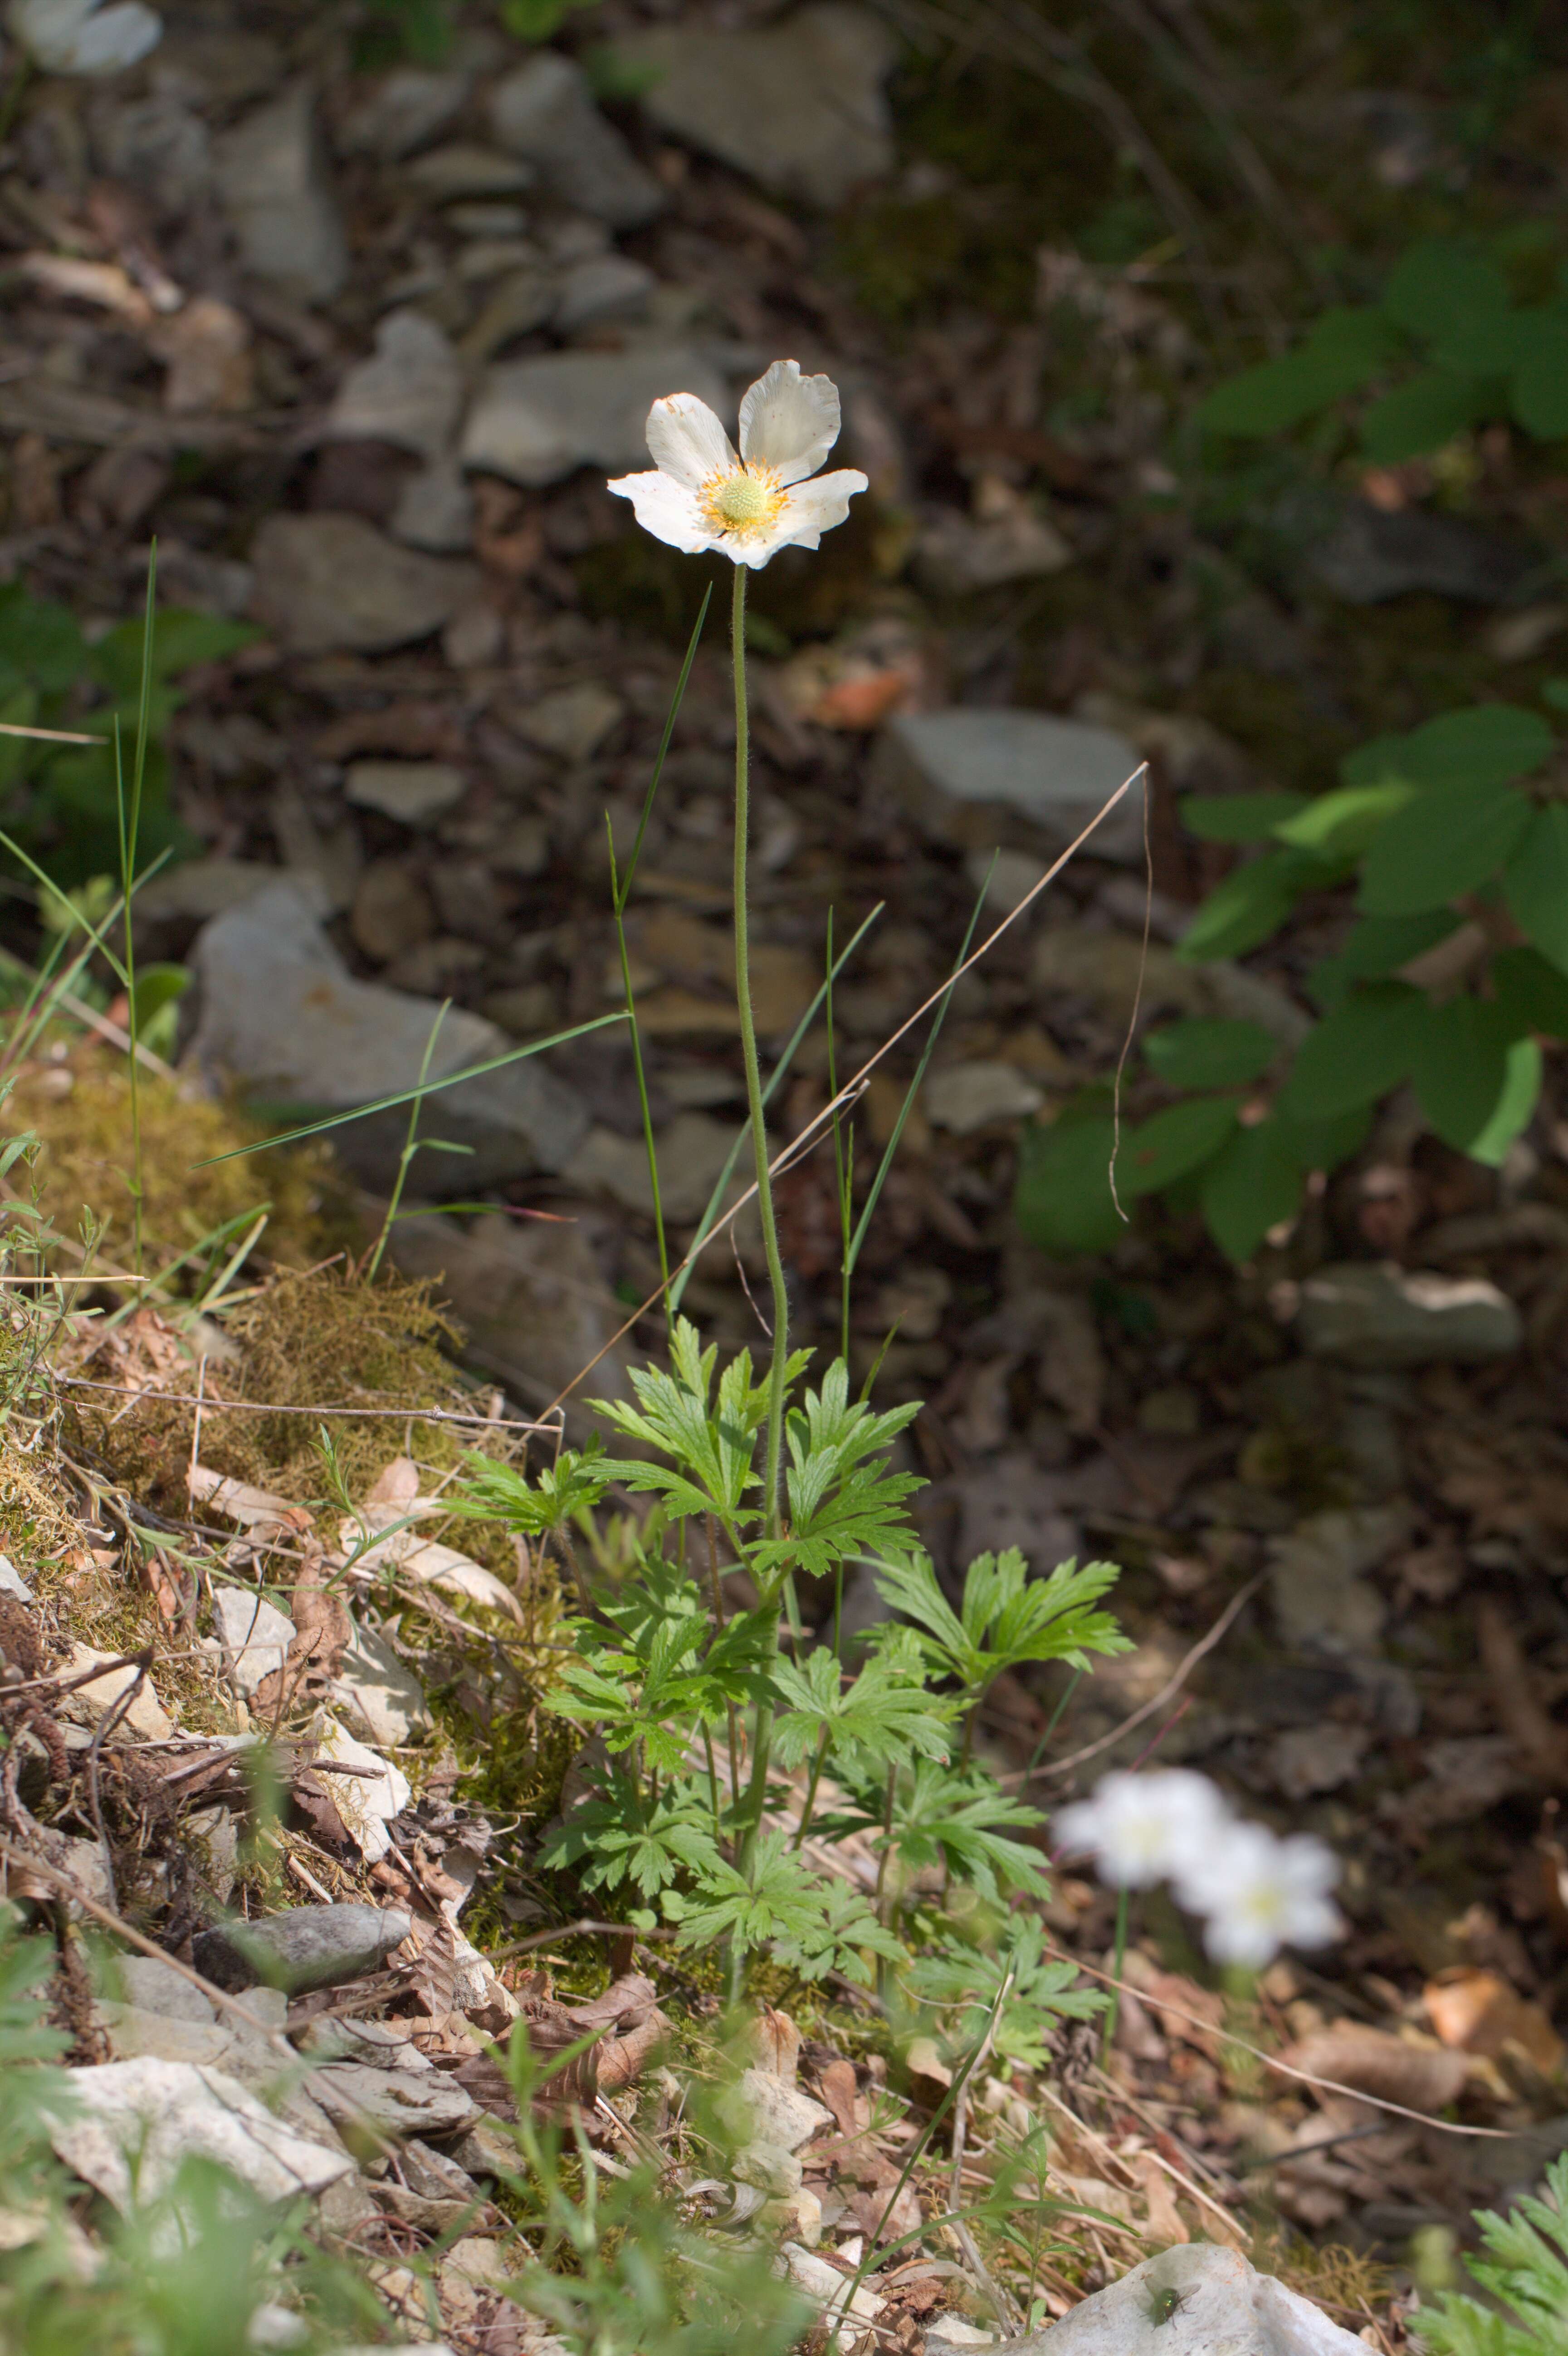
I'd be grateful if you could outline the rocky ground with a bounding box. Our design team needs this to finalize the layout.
[8,1,1568,2350]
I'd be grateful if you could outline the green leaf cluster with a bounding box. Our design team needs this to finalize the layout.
[1414,2151,1568,2354]
[1197,237,1568,458]
[0,583,255,887]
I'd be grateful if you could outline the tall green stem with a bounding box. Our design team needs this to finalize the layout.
[728,565,793,1990]
[730,565,790,1535]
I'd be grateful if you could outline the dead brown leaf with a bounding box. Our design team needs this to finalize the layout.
[1285,2022,1470,2116]
[1424,1967,1566,2074]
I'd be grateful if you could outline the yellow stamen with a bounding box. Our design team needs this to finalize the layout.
[699,463,786,539]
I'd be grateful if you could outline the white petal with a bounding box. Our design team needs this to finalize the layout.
[739,360,842,485]
[645,393,737,491]
[608,469,722,556]
[67,2,162,71]
[773,469,868,552]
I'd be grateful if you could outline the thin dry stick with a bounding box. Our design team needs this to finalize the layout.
[1037,1947,1513,2139]
[56,1375,552,1433]
[83,1660,146,1913]
[543,772,1144,1416]
[1006,1572,1264,1786]
[1107,766,1154,1222]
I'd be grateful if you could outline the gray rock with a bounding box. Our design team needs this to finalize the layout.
[878,708,1146,864]
[332,1615,433,1748]
[615,4,894,208]
[0,1552,32,1600]
[1297,1262,1522,1366]
[50,2060,352,2214]
[913,498,1072,593]
[1266,1505,1407,1653]
[1285,489,1535,606]
[327,309,464,466]
[404,2138,486,2202]
[1005,2240,1364,2353]
[924,1060,1045,1135]
[94,86,213,214]
[408,141,536,200]
[391,456,476,555]
[189,879,589,1190]
[489,51,662,228]
[249,513,479,655]
[193,1904,413,1996]
[132,856,278,927]
[386,1207,634,1436]
[561,1113,740,1223]
[451,2115,522,2180]
[346,761,468,826]
[338,68,471,161]
[216,84,348,305]
[554,253,658,336]
[309,2060,479,2141]
[462,344,728,488]
[211,1584,296,1695]
[116,1954,215,2024]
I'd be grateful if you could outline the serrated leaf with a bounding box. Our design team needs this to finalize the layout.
[1013,1111,1122,1256]
[1199,1121,1305,1262]
[1411,996,1540,1162]
[1361,370,1490,464]
[1177,847,1329,962]
[1277,982,1430,1119]
[1121,1095,1239,1196]
[1492,945,1568,1038]
[1382,240,1509,339]
[1308,911,1461,1010]
[1511,313,1568,440]
[1274,780,1415,858]
[1504,804,1568,972]
[1398,705,1554,789]
[1196,306,1395,435]
[1143,1017,1276,1089]
[1179,790,1309,842]
[1358,779,1531,915]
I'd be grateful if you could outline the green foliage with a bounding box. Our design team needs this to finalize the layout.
[450,1438,614,1535]
[1020,679,1568,1263]
[670,1833,904,1986]
[910,1915,1106,2070]
[501,0,599,41]
[872,1547,1128,1718]
[0,582,254,887]
[771,1633,957,1774]
[822,1756,1055,1904]
[1415,2153,1568,2354]
[1197,236,1568,459]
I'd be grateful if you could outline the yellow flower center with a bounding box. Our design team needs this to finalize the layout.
[700,463,786,538]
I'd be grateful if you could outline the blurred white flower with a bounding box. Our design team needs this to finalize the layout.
[609,358,868,571]
[9,0,161,74]
[1177,1822,1343,1970]
[1055,1767,1230,1890]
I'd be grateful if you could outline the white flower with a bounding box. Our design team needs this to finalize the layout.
[9,0,161,74]
[1176,1823,1343,1970]
[608,358,869,571]
[1054,1768,1231,1891]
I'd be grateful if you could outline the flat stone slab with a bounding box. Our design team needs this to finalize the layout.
[211,1584,296,1695]
[615,5,895,207]
[194,1903,412,1995]
[1297,1262,1521,1365]
[878,708,1146,863]
[489,49,662,227]
[188,877,588,1189]
[462,345,729,488]
[1003,2241,1366,2352]
[249,513,479,655]
[51,2059,352,2213]
[215,83,347,304]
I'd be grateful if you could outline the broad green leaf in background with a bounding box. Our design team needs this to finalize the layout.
[1411,995,1542,1163]
[1504,804,1568,972]
[1180,790,1309,841]
[1396,704,1554,789]
[1358,778,1532,915]
[1360,370,1490,464]
[1308,910,1461,1010]
[1274,780,1415,859]
[1200,1120,1305,1262]
[1195,306,1396,435]
[0,585,84,693]
[88,610,258,699]
[1143,1017,1276,1090]
[1120,1095,1239,1198]
[1276,982,1430,1119]
[1510,312,1568,439]
[1340,730,1413,788]
[1013,1108,1122,1256]
[1177,847,1330,962]
[1381,240,1509,338]
[1491,946,1568,1040]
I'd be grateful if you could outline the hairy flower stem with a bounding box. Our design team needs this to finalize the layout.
[730,564,791,1535]
[728,566,792,1992]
